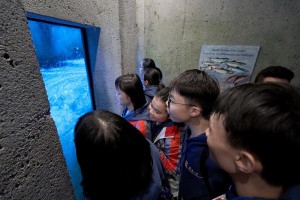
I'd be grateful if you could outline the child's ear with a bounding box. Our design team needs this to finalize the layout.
[144,80,149,86]
[190,106,201,117]
[235,151,261,174]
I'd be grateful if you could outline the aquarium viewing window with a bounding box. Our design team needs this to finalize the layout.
[27,13,100,200]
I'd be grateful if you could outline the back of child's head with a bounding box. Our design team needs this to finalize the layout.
[254,66,294,83]
[170,69,220,119]
[144,67,161,86]
[115,74,146,110]
[144,67,165,91]
[142,58,156,69]
[74,110,152,199]
[142,58,163,81]
[213,83,300,187]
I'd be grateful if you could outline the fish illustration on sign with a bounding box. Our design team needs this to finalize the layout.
[224,61,246,67]
[225,74,249,86]
[213,68,234,74]
[199,45,260,90]
[201,57,251,75]
[226,66,249,73]
[203,65,218,71]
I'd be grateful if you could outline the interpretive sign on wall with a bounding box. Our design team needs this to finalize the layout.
[199,45,260,91]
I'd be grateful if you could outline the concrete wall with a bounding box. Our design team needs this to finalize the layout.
[137,0,300,86]
[0,0,74,199]
[119,0,138,74]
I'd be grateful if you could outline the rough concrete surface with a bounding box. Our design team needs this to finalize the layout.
[138,0,300,85]
[0,0,74,199]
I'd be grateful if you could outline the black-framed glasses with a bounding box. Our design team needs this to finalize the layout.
[167,96,196,108]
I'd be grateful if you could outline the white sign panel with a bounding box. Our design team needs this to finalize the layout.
[199,45,260,91]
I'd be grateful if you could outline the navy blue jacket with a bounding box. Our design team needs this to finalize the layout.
[281,184,300,200]
[144,85,158,103]
[122,103,150,121]
[179,132,231,200]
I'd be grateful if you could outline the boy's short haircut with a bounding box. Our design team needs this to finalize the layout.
[254,66,294,83]
[170,69,220,119]
[213,83,300,187]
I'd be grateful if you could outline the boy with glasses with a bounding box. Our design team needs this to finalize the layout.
[167,69,231,200]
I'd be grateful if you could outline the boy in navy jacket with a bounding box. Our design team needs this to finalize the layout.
[167,69,231,200]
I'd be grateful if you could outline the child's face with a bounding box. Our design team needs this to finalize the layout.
[116,88,131,106]
[148,97,168,123]
[206,114,238,174]
[166,90,193,123]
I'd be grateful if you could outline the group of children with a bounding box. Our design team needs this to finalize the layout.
[115,59,232,199]
[74,61,300,200]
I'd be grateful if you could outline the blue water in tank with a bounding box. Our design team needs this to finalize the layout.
[28,20,93,200]
[41,59,92,200]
